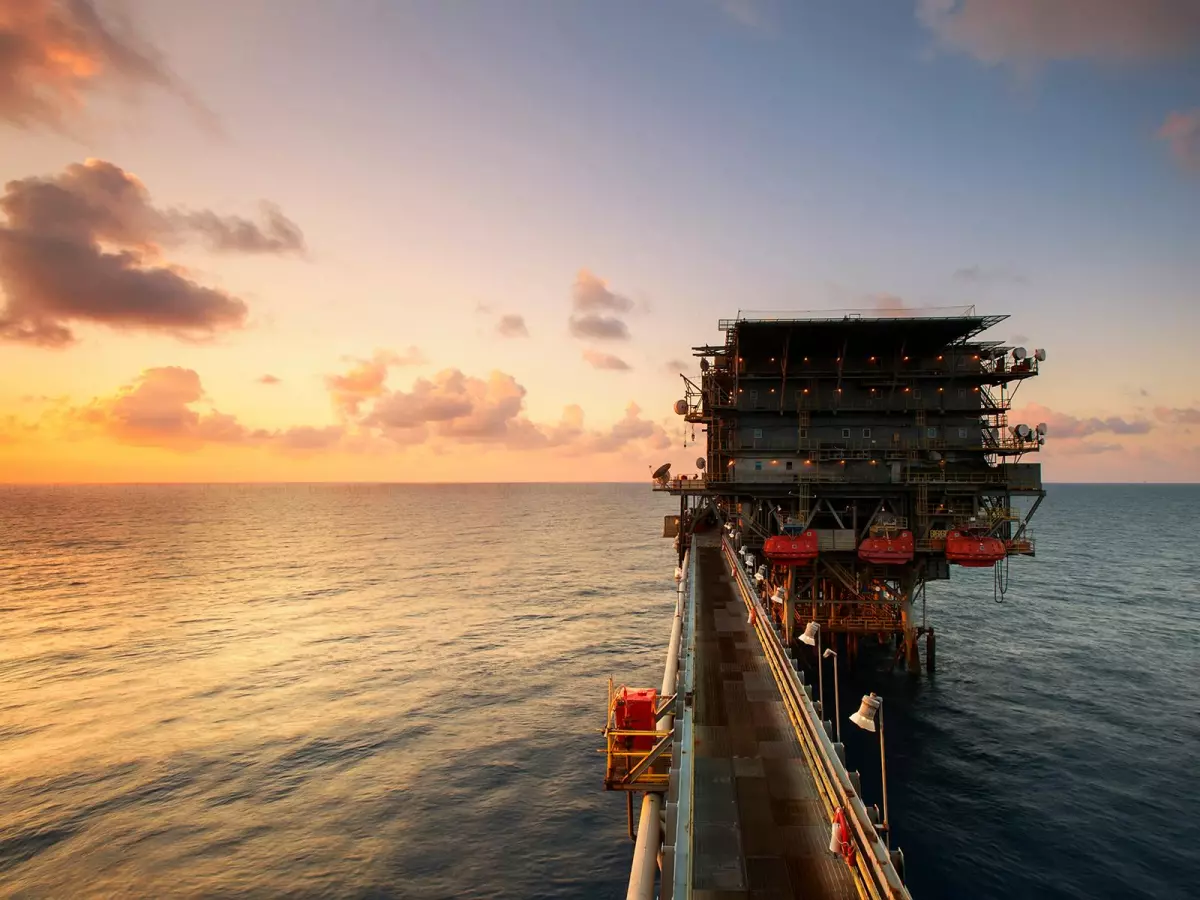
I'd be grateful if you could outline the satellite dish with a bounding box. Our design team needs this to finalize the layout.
[696,457,706,470]
[1013,347,1028,360]
[700,358,710,371]
[1036,422,1047,435]
[1034,348,1046,361]
[673,400,687,415]
[652,462,671,480]
[1016,424,1031,438]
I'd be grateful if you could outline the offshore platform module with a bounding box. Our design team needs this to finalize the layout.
[603,308,1045,900]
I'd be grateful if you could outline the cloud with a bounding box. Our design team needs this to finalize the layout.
[572,268,634,314]
[496,313,528,338]
[0,0,214,130]
[1010,333,1029,345]
[73,366,248,450]
[583,349,631,371]
[665,358,688,373]
[1015,402,1152,438]
[569,268,634,341]
[71,366,344,454]
[0,159,305,346]
[166,203,306,255]
[1066,441,1122,455]
[361,369,526,444]
[916,0,1200,66]
[568,314,630,340]
[1158,108,1200,173]
[258,374,281,385]
[1154,406,1200,426]
[326,347,424,417]
[953,265,1028,285]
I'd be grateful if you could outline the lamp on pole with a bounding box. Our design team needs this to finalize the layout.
[849,692,888,843]
[822,648,840,744]
[799,620,822,717]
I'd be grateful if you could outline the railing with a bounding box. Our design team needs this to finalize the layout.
[723,541,911,900]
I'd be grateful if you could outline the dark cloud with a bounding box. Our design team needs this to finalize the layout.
[917,0,1200,65]
[1016,402,1152,438]
[167,203,306,255]
[569,314,630,341]
[258,374,281,385]
[496,313,528,338]
[0,0,215,130]
[1158,109,1200,173]
[0,159,306,346]
[665,359,688,373]
[953,265,1028,285]
[572,268,634,314]
[583,349,631,371]
[1155,407,1200,426]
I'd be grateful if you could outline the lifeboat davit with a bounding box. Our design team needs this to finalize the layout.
[944,529,1006,567]
[858,530,913,565]
[763,530,818,565]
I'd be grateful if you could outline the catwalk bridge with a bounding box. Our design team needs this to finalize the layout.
[604,533,910,900]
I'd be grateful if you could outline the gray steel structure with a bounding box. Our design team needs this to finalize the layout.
[659,308,1045,674]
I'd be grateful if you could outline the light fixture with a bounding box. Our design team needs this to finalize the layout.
[850,692,880,732]
[823,647,841,743]
[902,356,909,362]
[937,355,943,361]
[800,621,819,646]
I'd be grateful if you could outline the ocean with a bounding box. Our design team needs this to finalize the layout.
[0,484,1196,898]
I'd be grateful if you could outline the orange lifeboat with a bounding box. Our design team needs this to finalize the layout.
[763,530,818,565]
[858,530,913,565]
[944,529,1006,567]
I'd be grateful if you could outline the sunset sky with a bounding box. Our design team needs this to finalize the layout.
[1,0,1198,482]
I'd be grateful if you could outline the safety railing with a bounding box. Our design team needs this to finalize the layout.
[723,540,911,900]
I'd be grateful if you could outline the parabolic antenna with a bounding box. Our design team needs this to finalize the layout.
[696,457,706,470]
[700,358,710,371]
[673,399,688,415]
[1034,348,1046,361]
[1013,347,1028,360]
[652,462,671,480]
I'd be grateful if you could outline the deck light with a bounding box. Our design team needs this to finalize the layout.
[937,355,943,361]
[869,356,876,362]
[902,356,909,362]
[850,693,880,732]
[800,621,819,646]
[850,691,890,843]
[803,357,809,362]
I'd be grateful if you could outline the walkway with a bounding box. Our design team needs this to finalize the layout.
[690,542,857,899]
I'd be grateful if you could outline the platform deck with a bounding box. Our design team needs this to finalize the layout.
[690,543,857,900]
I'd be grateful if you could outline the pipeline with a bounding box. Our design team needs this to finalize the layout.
[626,548,689,900]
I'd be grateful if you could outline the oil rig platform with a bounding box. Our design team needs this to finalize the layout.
[604,308,1045,899]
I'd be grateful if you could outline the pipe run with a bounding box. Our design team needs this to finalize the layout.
[626,549,689,900]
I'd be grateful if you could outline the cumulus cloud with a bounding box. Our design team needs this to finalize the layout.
[916,0,1200,66]
[325,347,424,417]
[71,366,343,454]
[1154,406,1200,426]
[569,314,630,340]
[258,374,281,385]
[0,159,305,346]
[569,268,634,341]
[1015,402,1152,438]
[953,265,1028,285]
[1158,109,1200,173]
[572,268,634,314]
[496,313,528,338]
[0,0,214,130]
[583,349,631,371]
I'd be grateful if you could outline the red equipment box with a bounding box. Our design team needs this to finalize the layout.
[614,687,659,752]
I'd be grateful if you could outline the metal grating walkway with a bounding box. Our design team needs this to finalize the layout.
[690,543,857,899]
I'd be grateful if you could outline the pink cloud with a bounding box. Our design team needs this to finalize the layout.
[1158,109,1200,173]
[917,0,1200,65]
[582,349,631,371]
[325,347,424,416]
[1014,402,1151,438]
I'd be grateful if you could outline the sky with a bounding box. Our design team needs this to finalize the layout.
[0,0,1198,483]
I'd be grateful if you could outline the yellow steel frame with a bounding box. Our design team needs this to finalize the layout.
[602,679,672,793]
